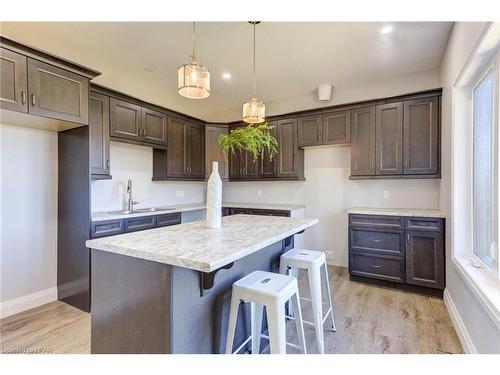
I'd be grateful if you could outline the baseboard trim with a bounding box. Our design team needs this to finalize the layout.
[0,287,58,319]
[443,288,478,354]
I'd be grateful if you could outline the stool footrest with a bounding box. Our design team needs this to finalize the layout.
[286,307,332,327]
[231,335,252,355]
[260,334,301,351]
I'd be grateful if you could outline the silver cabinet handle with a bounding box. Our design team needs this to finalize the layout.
[31,93,36,106]
[369,264,382,268]
[371,239,381,243]
[407,234,410,243]
[106,160,110,169]
[21,91,26,105]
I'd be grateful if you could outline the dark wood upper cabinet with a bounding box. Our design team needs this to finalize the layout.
[376,102,403,175]
[298,115,322,147]
[28,59,89,125]
[90,91,110,178]
[403,97,439,175]
[406,229,444,289]
[142,107,167,146]
[322,110,351,145]
[350,106,376,176]
[0,47,28,113]
[228,126,260,179]
[186,122,205,178]
[276,118,301,178]
[110,98,142,141]
[166,117,188,177]
[260,123,278,178]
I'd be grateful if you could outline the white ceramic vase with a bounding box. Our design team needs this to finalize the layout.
[206,161,222,228]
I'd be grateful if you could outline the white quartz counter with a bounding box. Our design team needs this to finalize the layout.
[86,214,318,272]
[91,202,305,222]
[347,207,447,218]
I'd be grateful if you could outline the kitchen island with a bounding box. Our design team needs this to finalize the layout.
[85,214,318,354]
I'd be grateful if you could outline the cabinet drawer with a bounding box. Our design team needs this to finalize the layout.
[124,216,156,233]
[91,219,124,238]
[350,227,404,256]
[406,217,442,232]
[250,209,290,217]
[350,252,404,283]
[229,208,253,215]
[349,214,404,229]
[156,212,181,227]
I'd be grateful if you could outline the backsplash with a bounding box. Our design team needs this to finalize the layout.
[91,142,206,212]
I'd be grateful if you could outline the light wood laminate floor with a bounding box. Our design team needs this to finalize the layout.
[0,266,462,354]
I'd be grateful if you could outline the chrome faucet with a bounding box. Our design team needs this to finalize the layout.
[126,179,139,212]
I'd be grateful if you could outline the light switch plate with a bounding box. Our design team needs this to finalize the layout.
[257,189,262,197]
[176,190,185,198]
[384,190,390,200]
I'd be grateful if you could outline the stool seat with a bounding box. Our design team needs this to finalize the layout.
[233,271,298,303]
[225,270,306,354]
[281,249,326,268]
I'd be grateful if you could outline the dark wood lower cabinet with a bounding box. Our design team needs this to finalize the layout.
[348,213,445,296]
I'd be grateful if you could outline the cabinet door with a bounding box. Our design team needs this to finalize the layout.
[187,122,205,178]
[403,97,439,175]
[89,92,110,177]
[167,117,188,177]
[110,98,142,140]
[229,149,244,179]
[322,110,350,145]
[277,118,299,178]
[350,106,376,176]
[0,47,27,112]
[297,115,322,147]
[205,125,228,179]
[244,151,260,178]
[406,230,444,289]
[142,107,167,146]
[260,122,278,177]
[376,102,403,175]
[28,59,89,124]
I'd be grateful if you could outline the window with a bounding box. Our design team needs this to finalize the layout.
[472,67,496,267]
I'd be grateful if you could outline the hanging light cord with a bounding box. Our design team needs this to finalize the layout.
[192,22,196,60]
[252,23,256,97]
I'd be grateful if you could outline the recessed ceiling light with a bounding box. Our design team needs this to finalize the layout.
[222,72,232,80]
[380,26,393,34]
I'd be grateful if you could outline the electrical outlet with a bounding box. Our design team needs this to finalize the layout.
[257,189,262,197]
[384,190,390,200]
[176,190,185,198]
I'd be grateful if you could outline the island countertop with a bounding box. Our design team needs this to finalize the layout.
[86,214,318,272]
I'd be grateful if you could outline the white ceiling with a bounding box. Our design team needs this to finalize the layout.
[0,22,452,121]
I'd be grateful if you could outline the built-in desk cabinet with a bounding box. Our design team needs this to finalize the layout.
[348,213,445,295]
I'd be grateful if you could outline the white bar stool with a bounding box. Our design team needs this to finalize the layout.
[225,270,307,354]
[279,249,336,354]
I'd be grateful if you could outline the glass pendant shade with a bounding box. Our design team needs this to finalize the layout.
[177,58,210,99]
[243,96,266,124]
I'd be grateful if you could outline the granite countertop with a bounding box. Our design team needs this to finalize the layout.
[222,202,305,211]
[86,215,318,272]
[347,207,447,218]
[91,202,305,222]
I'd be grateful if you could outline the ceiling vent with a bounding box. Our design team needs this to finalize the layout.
[317,83,334,102]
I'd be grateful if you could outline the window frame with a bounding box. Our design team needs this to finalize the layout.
[469,52,500,279]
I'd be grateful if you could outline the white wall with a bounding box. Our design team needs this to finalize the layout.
[223,146,440,266]
[91,142,206,212]
[0,124,58,316]
[439,22,500,353]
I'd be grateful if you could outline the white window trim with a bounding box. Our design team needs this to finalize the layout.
[452,22,500,328]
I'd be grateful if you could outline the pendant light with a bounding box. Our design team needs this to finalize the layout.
[178,22,210,99]
[242,21,265,123]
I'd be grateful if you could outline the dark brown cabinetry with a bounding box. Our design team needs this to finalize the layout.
[350,106,376,176]
[298,110,350,147]
[350,93,440,179]
[229,119,304,181]
[0,47,27,112]
[403,97,439,175]
[348,213,445,296]
[152,117,204,180]
[110,97,167,148]
[376,102,403,175]
[90,91,110,179]
[205,125,229,179]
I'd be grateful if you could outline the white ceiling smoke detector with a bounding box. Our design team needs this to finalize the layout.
[318,84,334,102]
